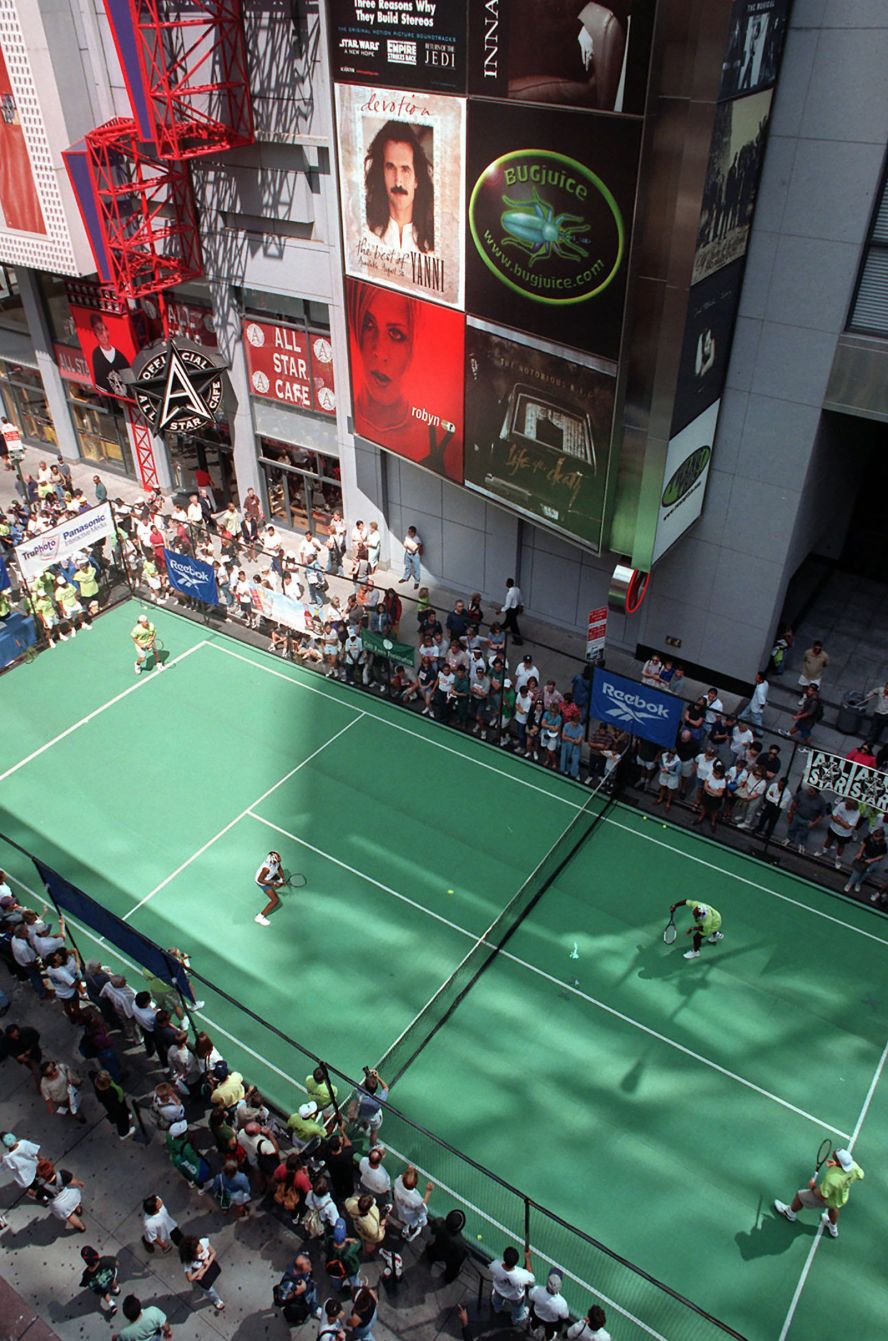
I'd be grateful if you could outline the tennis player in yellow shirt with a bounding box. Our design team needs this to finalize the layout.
[774,1147,864,1238]
[131,614,162,675]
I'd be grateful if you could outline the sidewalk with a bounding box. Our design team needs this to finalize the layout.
[0,968,499,1341]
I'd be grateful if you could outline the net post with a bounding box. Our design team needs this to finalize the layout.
[523,1197,531,1257]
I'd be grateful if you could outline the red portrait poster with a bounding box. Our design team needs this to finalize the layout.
[346,278,464,483]
[0,41,47,235]
[68,302,144,400]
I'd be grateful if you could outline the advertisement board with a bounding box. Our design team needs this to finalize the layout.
[68,300,145,400]
[335,83,465,308]
[15,503,114,581]
[651,401,719,564]
[346,277,464,483]
[54,342,91,384]
[803,749,888,817]
[591,667,683,747]
[720,0,790,100]
[0,38,46,235]
[163,549,218,606]
[464,318,615,551]
[328,0,467,93]
[465,99,641,358]
[468,0,655,116]
[671,260,743,436]
[243,320,337,416]
[692,88,773,286]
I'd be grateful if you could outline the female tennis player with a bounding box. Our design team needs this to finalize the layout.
[131,614,163,674]
[254,851,285,926]
[668,899,724,960]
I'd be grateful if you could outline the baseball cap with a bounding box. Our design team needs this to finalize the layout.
[2,1133,17,1148]
[168,1120,188,1137]
[298,1101,318,1120]
[547,1271,563,1293]
[333,1217,346,1244]
[213,1061,229,1080]
[835,1149,854,1171]
[80,1246,100,1263]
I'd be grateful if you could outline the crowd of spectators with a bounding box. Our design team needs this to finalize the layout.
[0,881,613,1337]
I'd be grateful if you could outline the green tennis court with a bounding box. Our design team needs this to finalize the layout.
[2,602,886,1340]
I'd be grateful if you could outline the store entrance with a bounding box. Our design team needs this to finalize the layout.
[167,425,238,508]
[836,419,888,581]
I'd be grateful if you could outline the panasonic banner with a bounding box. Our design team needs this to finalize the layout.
[591,667,683,748]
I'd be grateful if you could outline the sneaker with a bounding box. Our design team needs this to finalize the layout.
[157,661,164,671]
[379,1249,393,1271]
[119,1126,135,1140]
[774,1200,796,1222]
[834,859,842,870]
[392,1251,404,1279]
[683,949,700,960]
[254,913,270,926]
[797,845,806,854]
[843,882,852,893]
[814,849,827,857]
[135,665,142,674]
[402,1223,423,1242]
[821,1213,838,1238]
[192,1000,205,1010]
[106,1304,117,1319]
[707,932,724,943]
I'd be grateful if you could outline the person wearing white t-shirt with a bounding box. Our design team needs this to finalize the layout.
[514,655,541,693]
[1,1132,40,1189]
[254,851,284,927]
[358,1148,392,1204]
[739,672,769,729]
[528,1270,570,1338]
[567,1304,612,1341]
[142,1194,182,1253]
[815,799,862,869]
[490,1245,534,1324]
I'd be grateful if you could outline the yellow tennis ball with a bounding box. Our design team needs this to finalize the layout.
[447,888,455,894]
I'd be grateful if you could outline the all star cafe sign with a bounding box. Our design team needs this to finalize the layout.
[132,340,228,436]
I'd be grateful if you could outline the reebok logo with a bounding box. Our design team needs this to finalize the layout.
[600,681,671,725]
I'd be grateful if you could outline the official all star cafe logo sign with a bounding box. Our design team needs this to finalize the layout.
[132,340,228,436]
[468,149,625,306]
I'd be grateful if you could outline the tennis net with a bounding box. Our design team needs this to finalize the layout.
[377,768,618,1086]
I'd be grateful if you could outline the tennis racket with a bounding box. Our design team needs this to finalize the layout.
[282,869,306,889]
[814,1138,832,1178]
[663,914,677,945]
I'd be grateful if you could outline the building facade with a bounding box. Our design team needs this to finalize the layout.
[0,0,886,682]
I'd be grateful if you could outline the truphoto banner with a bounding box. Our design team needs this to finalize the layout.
[14,503,115,581]
[591,667,683,748]
[802,749,888,816]
[163,549,218,606]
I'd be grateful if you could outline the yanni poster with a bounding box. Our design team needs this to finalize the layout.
[335,83,465,308]
[346,277,464,483]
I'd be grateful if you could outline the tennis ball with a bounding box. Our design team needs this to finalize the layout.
[476,1234,483,1240]
[642,816,648,822]
[447,888,454,894]
[661,824,667,829]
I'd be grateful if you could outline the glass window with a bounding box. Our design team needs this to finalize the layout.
[0,268,27,334]
[257,435,342,534]
[0,360,56,446]
[38,273,78,344]
[237,287,330,332]
[64,384,132,474]
[166,422,238,506]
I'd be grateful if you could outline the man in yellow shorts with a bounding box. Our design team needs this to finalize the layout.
[131,614,162,675]
[669,899,724,960]
[774,1147,864,1238]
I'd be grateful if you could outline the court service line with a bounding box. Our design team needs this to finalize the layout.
[202,639,580,812]
[603,815,888,949]
[5,872,669,1338]
[246,813,849,1139]
[0,641,208,785]
[122,713,365,922]
[777,1035,888,1341]
[201,639,888,948]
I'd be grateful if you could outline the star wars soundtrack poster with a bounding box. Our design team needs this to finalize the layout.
[720,0,790,100]
[335,84,465,308]
[466,99,641,359]
[465,319,616,552]
[692,88,773,286]
[328,0,466,93]
[468,0,655,116]
[671,260,743,437]
[346,278,465,483]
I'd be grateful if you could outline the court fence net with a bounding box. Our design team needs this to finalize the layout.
[2,814,747,1341]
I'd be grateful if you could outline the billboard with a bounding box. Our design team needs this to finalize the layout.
[465,99,641,359]
[335,83,465,308]
[328,0,466,93]
[243,320,337,416]
[54,342,91,384]
[68,301,143,400]
[720,0,791,100]
[692,88,773,285]
[15,503,115,581]
[0,38,46,235]
[468,0,656,116]
[651,401,719,564]
[346,277,464,483]
[590,667,683,747]
[464,319,616,552]
[803,749,888,817]
[671,260,743,436]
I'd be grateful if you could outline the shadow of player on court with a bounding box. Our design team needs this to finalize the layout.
[633,936,764,983]
[735,1199,818,1260]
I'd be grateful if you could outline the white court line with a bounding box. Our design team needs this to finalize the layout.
[122,713,364,922]
[204,639,578,812]
[245,812,848,1138]
[4,870,669,1339]
[202,638,888,948]
[0,641,208,784]
[778,1036,888,1341]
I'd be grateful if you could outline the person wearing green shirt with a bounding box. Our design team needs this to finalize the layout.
[774,1147,864,1238]
[55,575,91,634]
[669,899,724,961]
[34,590,65,644]
[306,1066,338,1113]
[113,1295,172,1341]
[287,1100,326,1143]
[131,614,162,674]
[73,558,100,604]
[0,588,10,620]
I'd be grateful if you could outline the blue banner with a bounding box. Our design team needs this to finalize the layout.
[0,553,10,592]
[163,548,218,605]
[591,667,683,748]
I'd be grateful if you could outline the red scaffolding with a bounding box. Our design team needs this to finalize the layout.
[120,0,253,159]
[83,118,203,299]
